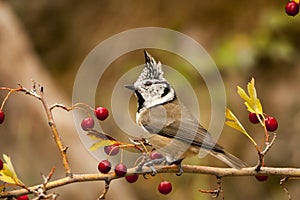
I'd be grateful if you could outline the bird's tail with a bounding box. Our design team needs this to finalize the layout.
[210,150,248,169]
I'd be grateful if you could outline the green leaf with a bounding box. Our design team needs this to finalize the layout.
[89,140,115,151]
[225,108,257,146]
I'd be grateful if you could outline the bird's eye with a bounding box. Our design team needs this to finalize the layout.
[144,81,152,86]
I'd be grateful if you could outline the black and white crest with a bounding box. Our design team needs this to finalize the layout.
[133,51,166,88]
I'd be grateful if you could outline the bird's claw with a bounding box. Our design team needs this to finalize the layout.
[169,159,184,176]
[136,157,166,176]
[175,163,184,176]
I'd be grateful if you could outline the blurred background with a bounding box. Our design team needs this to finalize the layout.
[1,0,300,199]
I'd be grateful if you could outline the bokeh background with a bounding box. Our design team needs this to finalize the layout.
[1,1,300,199]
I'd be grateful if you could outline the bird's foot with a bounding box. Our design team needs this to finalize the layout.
[169,158,184,176]
[136,155,166,176]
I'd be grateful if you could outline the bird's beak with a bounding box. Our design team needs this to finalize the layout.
[124,85,135,91]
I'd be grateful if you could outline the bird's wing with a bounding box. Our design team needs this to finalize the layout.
[140,100,224,152]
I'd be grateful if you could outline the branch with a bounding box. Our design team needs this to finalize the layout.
[39,90,71,176]
[1,164,300,198]
[0,83,72,175]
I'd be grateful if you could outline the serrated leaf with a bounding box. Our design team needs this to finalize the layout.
[225,108,257,146]
[89,140,115,151]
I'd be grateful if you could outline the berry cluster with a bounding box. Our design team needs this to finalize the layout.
[248,112,278,182]
[97,150,172,195]
[98,143,127,176]
[98,161,128,177]
[285,0,299,16]
[81,106,109,131]
[248,112,278,132]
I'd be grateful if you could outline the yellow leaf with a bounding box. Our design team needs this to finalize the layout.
[237,78,263,115]
[225,108,257,146]
[0,165,18,184]
[247,78,257,100]
[3,154,17,176]
[225,121,247,135]
[89,140,115,151]
[1,164,14,178]
[244,102,255,113]
[237,86,250,102]
[0,154,23,185]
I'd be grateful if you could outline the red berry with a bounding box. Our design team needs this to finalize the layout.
[248,112,260,124]
[81,117,94,131]
[285,1,299,16]
[95,107,109,121]
[98,160,111,174]
[0,110,5,124]
[255,175,269,182]
[150,151,163,160]
[16,195,29,200]
[104,144,120,156]
[0,159,3,170]
[265,116,278,132]
[125,175,139,183]
[158,181,172,195]
[114,163,127,177]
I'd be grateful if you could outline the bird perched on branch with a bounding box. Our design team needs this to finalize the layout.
[126,51,247,174]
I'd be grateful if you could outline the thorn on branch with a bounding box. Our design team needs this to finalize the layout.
[62,147,69,153]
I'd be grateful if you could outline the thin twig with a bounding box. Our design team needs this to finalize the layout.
[49,103,73,112]
[97,179,111,200]
[199,177,223,199]
[38,86,72,176]
[256,134,277,171]
[0,84,72,176]
[280,177,292,200]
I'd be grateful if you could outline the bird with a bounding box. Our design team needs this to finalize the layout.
[125,51,247,174]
